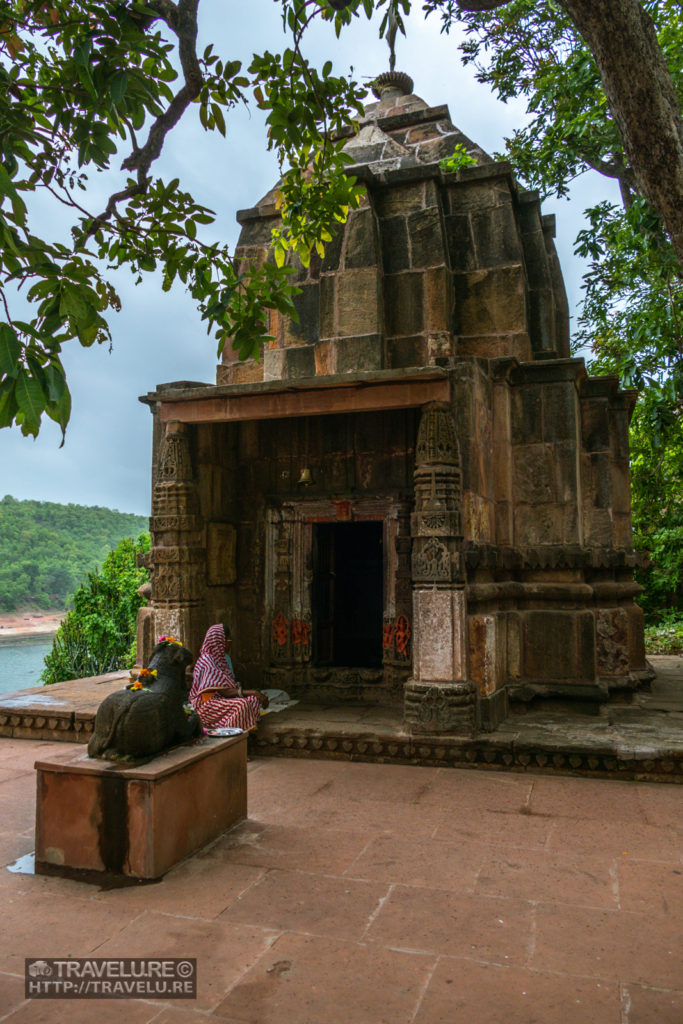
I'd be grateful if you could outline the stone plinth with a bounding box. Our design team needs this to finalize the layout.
[35,735,247,881]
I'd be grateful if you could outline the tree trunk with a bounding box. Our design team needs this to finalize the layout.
[564,0,683,265]
[458,0,683,266]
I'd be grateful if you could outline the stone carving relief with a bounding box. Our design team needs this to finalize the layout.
[596,609,629,676]
[415,402,459,467]
[412,537,452,582]
[158,431,193,483]
[404,681,476,735]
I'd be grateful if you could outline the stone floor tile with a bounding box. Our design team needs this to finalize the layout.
[1,997,160,1023]
[219,867,389,942]
[94,910,277,1012]
[213,931,435,1024]
[548,817,681,862]
[365,885,532,965]
[0,969,26,1017]
[0,739,82,769]
[263,794,445,836]
[0,776,40,834]
[527,776,648,824]
[414,957,620,1024]
[284,760,440,805]
[151,1009,245,1024]
[0,828,34,871]
[0,889,138,974]
[0,765,32,783]
[433,807,552,850]
[616,859,683,917]
[93,859,267,920]
[416,768,533,813]
[475,849,618,909]
[635,782,683,829]
[532,903,682,989]
[203,820,371,875]
[623,982,683,1024]
[346,833,486,892]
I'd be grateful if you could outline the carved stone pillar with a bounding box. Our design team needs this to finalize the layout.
[404,402,476,735]
[144,421,206,660]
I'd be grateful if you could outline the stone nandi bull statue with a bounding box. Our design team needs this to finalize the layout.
[87,639,203,760]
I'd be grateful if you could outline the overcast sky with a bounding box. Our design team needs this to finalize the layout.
[0,0,619,516]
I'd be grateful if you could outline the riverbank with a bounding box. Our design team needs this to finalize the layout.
[0,612,63,645]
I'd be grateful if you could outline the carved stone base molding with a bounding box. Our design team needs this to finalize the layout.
[403,679,476,735]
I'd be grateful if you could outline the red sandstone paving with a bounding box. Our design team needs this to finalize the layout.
[547,816,682,862]
[413,958,621,1024]
[0,827,33,870]
[364,886,534,965]
[0,777,42,834]
[0,742,682,1023]
[475,849,618,910]
[92,859,268,921]
[345,833,486,892]
[0,996,160,1024]
[219,867,390,942]
[264,791,446,836]
[624,982,683,1024]
[213,932,436,1024]
[415,767,533,813]
[433,807,553,849]
[0,970,26,1016]
[0,888,140,974]
[203,820,371,876]
[634,780,683,828]
[532,903,682,990]
[616,859,683,917]
[526,775,649,824]
[94,911,278,1012]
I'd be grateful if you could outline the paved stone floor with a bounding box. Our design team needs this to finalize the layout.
[0,736,681,1023]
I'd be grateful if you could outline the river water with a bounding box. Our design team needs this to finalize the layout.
[0,639,53,694]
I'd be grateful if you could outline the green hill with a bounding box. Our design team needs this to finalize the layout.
[0,495,148,612]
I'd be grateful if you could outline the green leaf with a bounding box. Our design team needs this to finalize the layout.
[15,370,46,436]
[0,324,21,378]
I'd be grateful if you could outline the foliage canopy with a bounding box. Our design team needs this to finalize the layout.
[0,494,147,611]
[41,531,150,684]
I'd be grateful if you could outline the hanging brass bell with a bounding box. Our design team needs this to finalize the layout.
[297,467,314,486]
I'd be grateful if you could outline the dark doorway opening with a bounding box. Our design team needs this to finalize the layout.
[313,522,383,667]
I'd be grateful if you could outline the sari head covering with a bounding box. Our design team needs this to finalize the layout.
[189,624,236,702]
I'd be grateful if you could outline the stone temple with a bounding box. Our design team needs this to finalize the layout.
[139,72,651,737]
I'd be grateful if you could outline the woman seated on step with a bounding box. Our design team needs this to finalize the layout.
[189,623,269,732]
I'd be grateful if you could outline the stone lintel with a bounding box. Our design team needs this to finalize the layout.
[149,374,450,425]
[510,358,587,387]
[580,375,621,400]
[441,160,513,186]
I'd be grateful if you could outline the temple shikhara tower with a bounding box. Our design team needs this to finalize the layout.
[140,72,651,737]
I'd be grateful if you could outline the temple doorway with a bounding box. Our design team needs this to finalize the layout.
[313,522,383,668]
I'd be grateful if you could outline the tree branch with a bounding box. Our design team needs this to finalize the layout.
[456,0,509,10]
[83,0,202,240]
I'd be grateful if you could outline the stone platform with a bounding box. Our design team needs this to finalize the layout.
[1,658,681,781]
[35,734,247,880]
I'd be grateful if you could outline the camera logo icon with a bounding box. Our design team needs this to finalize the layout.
[28,961,53,978]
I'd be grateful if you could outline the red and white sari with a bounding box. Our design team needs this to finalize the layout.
[189,624,260,732]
